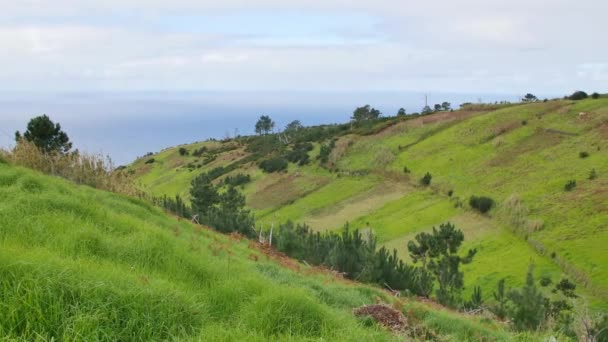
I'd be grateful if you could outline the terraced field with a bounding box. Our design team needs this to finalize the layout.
[131,98,608,309]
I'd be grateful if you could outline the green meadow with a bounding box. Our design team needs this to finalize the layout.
[131,98,608,310]
[0,162,555,341]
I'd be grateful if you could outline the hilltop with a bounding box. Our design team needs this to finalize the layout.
[0,160,548,341]
[130,97,608,310]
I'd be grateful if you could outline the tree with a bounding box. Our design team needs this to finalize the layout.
[434,104,442,112]
[441,102,451,111]
[591,92,600,99]
[420,172,432,186]
[407,222,477,307]
[507,265,547,331]
[421,105,433,115]
[15,114,72,153]
[522,93,538,102]
[396,108,407,116]
[492,278,509,319]
[178,147,189,156]
[351,105,381,122]
[284,120,303,133]
[569,90,588,100]
[190,173,220,214]
[255,115,275,135]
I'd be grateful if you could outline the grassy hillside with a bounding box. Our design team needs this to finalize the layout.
[130,98,608,311]
[0,162,553,341]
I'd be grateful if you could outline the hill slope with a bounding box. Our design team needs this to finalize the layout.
[0,162,541,341]
[130,98,608,309]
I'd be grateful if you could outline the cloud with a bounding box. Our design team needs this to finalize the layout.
[0,0,606,94]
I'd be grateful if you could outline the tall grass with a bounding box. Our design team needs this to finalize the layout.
[1,141,140,196]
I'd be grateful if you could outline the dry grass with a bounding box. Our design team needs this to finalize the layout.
[1,141,140,196]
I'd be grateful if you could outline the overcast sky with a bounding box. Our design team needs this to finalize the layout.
[1,0,606,95]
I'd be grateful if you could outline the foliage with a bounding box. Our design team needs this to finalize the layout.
[285,143,312,166]
[569,91,589,100]
[351,105,381,122]
[318,139,337,164]
[397,108,407,116]
[407,222,477,307]
[564,180,577,191]
[464,286,483,310]
[223,173,251,187]
[274,222,433,297]
[589,168,597,180]
[441,102,452,111]
[539,276,552,287]
[420,172,432,186]
[15,115,72,154]
[259,157,288,173]
[403,166,411,174]
[191,146,208,157]
[469,196,495,214]
[421,105,433,114]
[178,147,189,156]
[491,279,508,319]
[507,265,547,331]
[591,92,601,99]
[554,278,578,298]
[522,93,538,102]
[145,158,155,164]
[579,151,590,158]
[255,115,275,135]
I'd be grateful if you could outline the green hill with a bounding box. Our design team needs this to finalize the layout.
[130,98,608,310]
[1,161,555,341]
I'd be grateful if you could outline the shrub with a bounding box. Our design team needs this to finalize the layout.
[507,265,547,331]
[589,169,597,180]
[259,157,288,173]
[447,190,453,197]
[521,120,527,126]
[579,151,590,158]
[223,173,251,187]
[145,158,155,164]
[178,147,189,156]
[564,180,576,191]
[469,196,494,213]
[318,139,336,164]
[568,90,588,100]
[419,172,432,186]
[285,149,310,166]
[591,92,600,99]
[539,276,552,287]
[403,166,411,174]
[192,146,207,157]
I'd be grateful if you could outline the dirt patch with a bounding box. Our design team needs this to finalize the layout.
[248,173,330,210]
[353,304,408,332]
[487,128,563,167]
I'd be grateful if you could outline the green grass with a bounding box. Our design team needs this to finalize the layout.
[0,163,540,340]
[130,98,608,311]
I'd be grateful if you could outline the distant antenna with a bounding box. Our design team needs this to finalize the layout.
[425,94,428,107]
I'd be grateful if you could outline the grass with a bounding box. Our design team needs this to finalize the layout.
[0,162,543,341]
[130,98,608,311]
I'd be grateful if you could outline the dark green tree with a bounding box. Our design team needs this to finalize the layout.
[407,222,476,307]
[434,104,442,112]
[420,172,432,186]
[284,120,304,133]
[15,114,72,153]
[255,115,275,135]
[396,108,407,116]
[421,105,433,115]
[591,92,600,99]
[568,90,588,100]
[522,93,538,102]
[178,147,189,156]
[507,265,547,331]
[441,102,451,111]
[492,278,509,319]
[190,173,220,214]
[351,105,381,122]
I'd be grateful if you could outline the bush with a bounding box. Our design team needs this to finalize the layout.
[403,166,411,174]
[568,90,588,100]
[589,169,597,180]
[579,151,589,158]
[259,157,288,173]
[285,149,310,166]
[145,158,155,164]
[178,147,189,156]
[420,172,432,186]
[521,120,527,126]
[318,139,336,164]
[564,180,576,191]
[591,92,600,99]
[469,196,494,213]
[192,146,207,157]
[539,276,552,287]
[223,173,251,187]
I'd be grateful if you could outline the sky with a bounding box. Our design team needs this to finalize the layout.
[0,0,606,163]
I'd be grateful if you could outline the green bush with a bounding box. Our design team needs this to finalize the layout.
[568,90,588,100]
[420,172,432,186]
[223,173,251,187]
[589,169,597,180]
[564,180,576,191]
[469,196,494,213]
[178,147,188,156]
[259,157,288,173]
[539,276,552,287]
[145,158,155,164]
[591,92,600,99]
[579,151,590,158]
[403,166,411,174]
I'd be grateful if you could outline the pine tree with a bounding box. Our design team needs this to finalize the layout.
[507,265,548,331]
